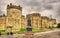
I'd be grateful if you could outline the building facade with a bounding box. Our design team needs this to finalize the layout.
[0,3,57,32]
[0,16,6,30]
[26,13,41,30]
[41,16,49,29]
[49,19,57,28]
[6,3,22,32]
[21,15,27,29]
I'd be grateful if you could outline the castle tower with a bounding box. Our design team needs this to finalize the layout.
[6,3,22,32]
[26,13,41,30]
[41,16,49,29]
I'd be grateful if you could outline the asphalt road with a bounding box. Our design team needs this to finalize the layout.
[0,30,60,38]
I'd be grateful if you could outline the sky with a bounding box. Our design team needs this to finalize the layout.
[0,0,60,23]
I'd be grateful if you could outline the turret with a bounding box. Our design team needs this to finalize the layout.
[7,3,22,11]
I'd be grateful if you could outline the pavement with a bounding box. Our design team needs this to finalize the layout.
[34,29,60,35]
[34,29,60,38]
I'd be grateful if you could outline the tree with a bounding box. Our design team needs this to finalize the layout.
[49,26,51,28]
[57,23,60,28]
[52,26,54,28]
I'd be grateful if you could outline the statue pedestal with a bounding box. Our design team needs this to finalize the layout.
[23,27,34,38]
[25,32,33,36]
[24,32,33,38]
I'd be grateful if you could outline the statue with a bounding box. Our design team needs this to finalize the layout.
[26,17,32,32]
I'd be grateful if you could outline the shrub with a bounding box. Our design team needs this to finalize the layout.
[49,26,51,28]
[57,23,60,28]
[52,26,55,28]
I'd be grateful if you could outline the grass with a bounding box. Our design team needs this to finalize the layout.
[32,29,40,33]
[32,29,46,33]
[13,31,21,34]
[1,32,7,35]
[20,29,26,33]
[0,30,5,32]
[0,29,47,35]
[20,29,46,33]
[0,30,7,35]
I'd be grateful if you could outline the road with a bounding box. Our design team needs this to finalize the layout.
[0,30,60,38]
[34,30,60,38]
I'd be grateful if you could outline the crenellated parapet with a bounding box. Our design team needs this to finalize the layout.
[50,18,56,24]
[50,19,56,21]
[32,13,41,17]
[22,15,25,18]
[41,16,49,20]
[26,14,32,19]
[7,3,22,11]
[26,13,41,19]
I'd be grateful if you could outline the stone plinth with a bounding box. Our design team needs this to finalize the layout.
[23,32,34,38]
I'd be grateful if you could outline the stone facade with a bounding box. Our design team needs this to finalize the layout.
[6,3,22,32]
[41,16,49,29]
[21,15,27,29]
[0,3,57,32]
[49,19,56,28]
[0,16,6,30]
[26,13,41,30]
[26,13,57,30]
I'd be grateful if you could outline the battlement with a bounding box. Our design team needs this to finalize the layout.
[7,3,22,11]
[32,13,40,16]
[50,18,56,21]
[26,13,41,18]
[26,14,32,19]
[22,15,25,19]
[41,16,49,20]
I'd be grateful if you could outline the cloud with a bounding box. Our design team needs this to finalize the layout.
[0,0,60,23]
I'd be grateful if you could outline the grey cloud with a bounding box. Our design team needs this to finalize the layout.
[20,0,60,12]
[0,0,60,22]
[43,4,53,10]
[0,10,4,15]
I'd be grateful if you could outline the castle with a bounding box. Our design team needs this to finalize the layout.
[0,3,57,32]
